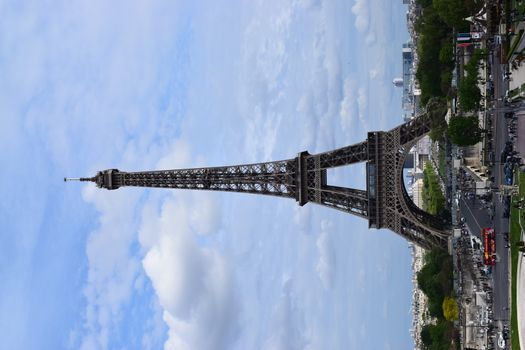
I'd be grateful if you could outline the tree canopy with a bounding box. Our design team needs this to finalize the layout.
[415,6,453,105]
[416,248,456,349]
[426,98,448,140]
[458,51,484,112]
[417,248,452,318]
[442,296,459,321]
[432,0,470,27]
[447,115,483,146]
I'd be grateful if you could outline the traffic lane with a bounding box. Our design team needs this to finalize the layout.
[490,70,511,323]
[492,198,510,322]
[459,196,492,234]
[517,109,525,156]
[458,194,510,317]
[490,58,507,185]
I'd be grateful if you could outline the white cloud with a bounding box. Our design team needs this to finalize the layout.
[261,278,307,350]
[140,196,236,350]
[339,80,369,135]
[357,87,369,130]
[316,221,336,290]
[365,32,376,45]
[80,186,143,349]
[351,0,369,33]
[339,77,358,133]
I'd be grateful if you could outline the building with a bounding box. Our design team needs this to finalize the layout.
[393,77,404,87]
[394,42,419,121]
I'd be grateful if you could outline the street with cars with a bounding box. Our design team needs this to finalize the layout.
[451,37,525,348]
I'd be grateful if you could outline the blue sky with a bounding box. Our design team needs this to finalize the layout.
[0,0,411,349]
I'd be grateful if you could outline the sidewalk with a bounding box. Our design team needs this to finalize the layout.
[519,245,524,349]
[516,119,525,348]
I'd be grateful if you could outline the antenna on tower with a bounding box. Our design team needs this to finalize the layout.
[64,177,81,182]
[64,177,95,182]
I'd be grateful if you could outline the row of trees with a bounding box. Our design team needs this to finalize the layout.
[414,1,486,146]
[451,47,486,145]
[458,49,487,112]
[447,115,484,146]
[422,163,446,216]
[415,0,483,105]
[417,248,458,350]
[415,5,454,105]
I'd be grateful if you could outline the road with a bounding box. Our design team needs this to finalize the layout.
[484,50,512,341]
[456,48,513,348]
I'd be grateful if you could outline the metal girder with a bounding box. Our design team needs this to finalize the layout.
[315,141,368,168]
[365,114,450,249]
[396,112,432,146]
[118,159,299,198]
[80,111,450,250]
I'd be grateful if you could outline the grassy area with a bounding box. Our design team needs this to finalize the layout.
[510,170,525,350]
[438,144,446,179]
[422,162,446,215]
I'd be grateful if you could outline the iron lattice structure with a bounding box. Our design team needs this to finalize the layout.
[73,113,450,249]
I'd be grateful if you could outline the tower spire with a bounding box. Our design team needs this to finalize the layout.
[64,177,95,182]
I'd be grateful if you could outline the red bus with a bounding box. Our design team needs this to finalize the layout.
[482,228,496,265]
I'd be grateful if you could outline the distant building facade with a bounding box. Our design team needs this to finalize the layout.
[393,77,404,87]
[394,42,421,121]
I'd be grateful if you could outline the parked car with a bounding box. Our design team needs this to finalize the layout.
[503,196,511,218]
[504,162,514,185]
[498,332,506,349]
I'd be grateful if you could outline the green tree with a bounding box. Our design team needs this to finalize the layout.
[433,0,484,27]
[417,248,450,319]
[433,0,469,27]
[423,320,452,350]
[438,43,454,65]
[447,115,483,146]
[420,325,433,347]
[457,49,484,112]
[426,98,448,140]
[458,77,482,111]
[442,296,459,321]
[416,0,433,8]
[415,6,453,104]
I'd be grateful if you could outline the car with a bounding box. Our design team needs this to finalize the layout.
[504,142,513,154]
[498,332,506,349]
[503,328,510,340]
[501,143,513,162]
[503,196,511,218]
[488,151,495,164]
[504,162,514,185]
[501,151,508,163]
[507,155,523,165]
[505,172,513,186]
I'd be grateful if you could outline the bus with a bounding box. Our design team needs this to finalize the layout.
[482,228,496,265]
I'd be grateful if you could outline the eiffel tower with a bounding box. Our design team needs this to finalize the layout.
[67,112,451,249]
